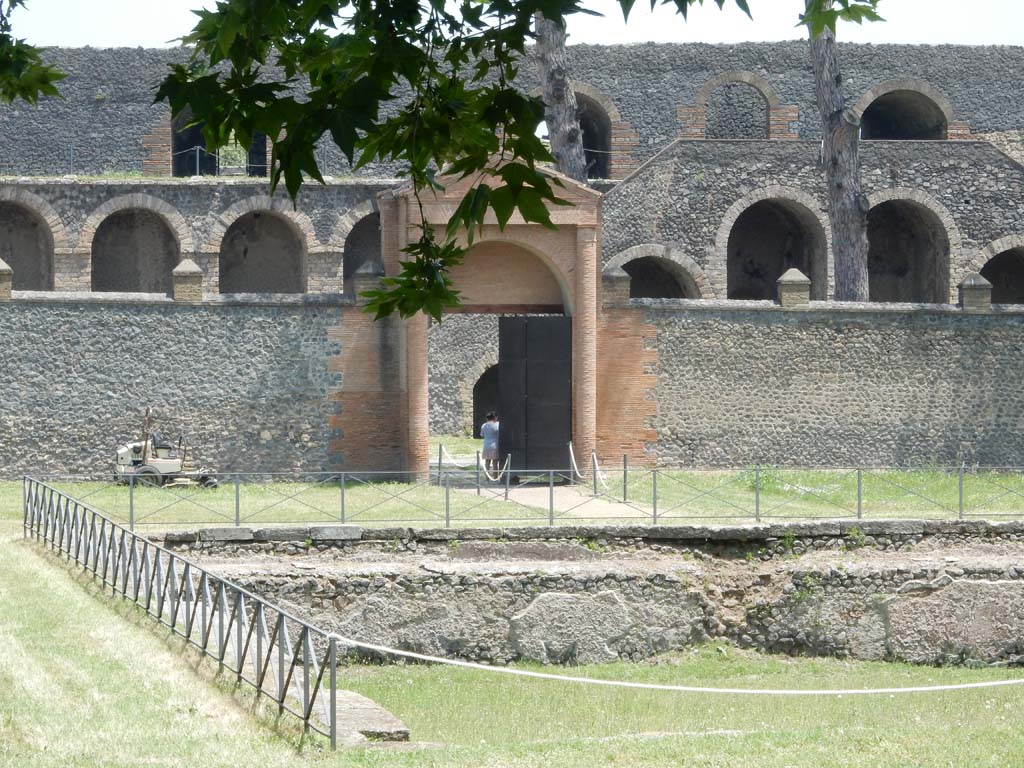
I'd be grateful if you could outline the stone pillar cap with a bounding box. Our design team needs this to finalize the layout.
[777,268,810,284]
[602,266,629,280]
[959,272,991,288]
[0,257,11,275]
[172,258,203,276]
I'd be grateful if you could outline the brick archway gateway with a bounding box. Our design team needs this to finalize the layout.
[374,169,601,474]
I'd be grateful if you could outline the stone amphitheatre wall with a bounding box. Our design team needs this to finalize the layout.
[4,43,1024,176]
[170,520,1024,666]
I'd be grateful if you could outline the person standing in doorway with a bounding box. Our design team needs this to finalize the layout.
[481,411,500,475]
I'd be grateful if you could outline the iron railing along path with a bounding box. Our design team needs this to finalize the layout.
[22,477,343,749]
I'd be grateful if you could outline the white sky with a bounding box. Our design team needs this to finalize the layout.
[9,0,1024,48]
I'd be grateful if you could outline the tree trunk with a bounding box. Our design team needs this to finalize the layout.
[808,4,870,301]
[535,13,588,183]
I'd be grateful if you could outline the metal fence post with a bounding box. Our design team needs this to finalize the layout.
[476,451,481,495]
[623,454,628,503]
[437,443,443,486]
[340,473,346,523]
[234,476,241,527]
[959,464,965,519]
[129,475,135,532]
[445,475,451,528]
[504,455,511,501]
[22,476,27,538]
[754,467,761,523]
[329,636,338,751]
[652,469,658,525]
[857,469,863,519]
[548,470,555,526]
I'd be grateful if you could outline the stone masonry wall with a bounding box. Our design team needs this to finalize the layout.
[0,297,346,477]
[173,520,1024,666]
[5,43,1024,175]
[648,303,1024,468]
[427,314,498,436]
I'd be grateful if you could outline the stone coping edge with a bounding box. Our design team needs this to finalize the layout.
[161,518,1024,545]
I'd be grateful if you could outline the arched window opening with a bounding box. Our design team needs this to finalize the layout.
[706,83,769,140]
[726,200,828,301]
[576,93,611,179]
[172,109,268,177]
[219,211,305,294]
[91,209,178,294]
[980,248,1024,304]
[472,364,500,438]
[867,200,950,303]
[0,202,54,290]
[861,90,948,140]
[343,212,382,294]
[621,256,695,299]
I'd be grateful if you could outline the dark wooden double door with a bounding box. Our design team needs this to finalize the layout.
[497,316,572,471]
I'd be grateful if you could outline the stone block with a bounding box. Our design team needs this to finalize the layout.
[310,524,362,541]
[0,258,11,301]
[776,267,811,308]
[253,526,312,542]
[958,273,992,311]
[198,527,254,542]
[172,258,204,303]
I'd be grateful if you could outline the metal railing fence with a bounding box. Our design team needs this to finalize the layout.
[32,460,1024,530]
[22,477,342,749]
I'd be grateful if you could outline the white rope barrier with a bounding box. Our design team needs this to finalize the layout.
[568,442,585,481]
[592,451,610,491]
[333,633,1024,697]
[482,453,510,483]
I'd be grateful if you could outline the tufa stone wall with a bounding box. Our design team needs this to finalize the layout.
[427,314,498,436]
[0,297,346,476]
[174,520,1024,666]
[5,43,1024,176]
[646,302,1024,468]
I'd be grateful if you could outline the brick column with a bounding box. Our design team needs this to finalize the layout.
[608,121,639,180]
[947,121,972,140]
[959,273,992,312]
[172,258,204,302]
[677,106,706,140]
[142,111,173,177]
[768,105,800,140]
[573,227,598,468]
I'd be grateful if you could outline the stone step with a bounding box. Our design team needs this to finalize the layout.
[335,689,410,742]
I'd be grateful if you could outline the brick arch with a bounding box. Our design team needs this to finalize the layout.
[327,199,379,252]
[604,243,713,299]
[202,195,320,254]
[694,70,782,110]
[0,187,70,254]
[851,78,956,126]
[78,193,193,253]
[455,235,575,316]
[712,186,833,299]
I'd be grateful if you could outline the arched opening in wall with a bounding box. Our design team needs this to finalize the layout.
[342,212,382,294]
[0,202,54,290]
[726,199,827,300]
[534,92,612,180]
[706,83,768,140]
[867,200,950,303]
[980,248,1024,304]
[860,90,948,140]
[219,211,306,294]
[621,256,696,299]
[576,93,611,179]
[91,209,178,293]
[172,109,269,177]
[472,364,500,439]
[447,241,567,313]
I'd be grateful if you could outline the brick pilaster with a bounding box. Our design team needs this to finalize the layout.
[677,105,706,140]
[142,111,173,177]
[608,121,640,180]
[768,105,801,140]
[947,120,972,140]
[573,227,599,469]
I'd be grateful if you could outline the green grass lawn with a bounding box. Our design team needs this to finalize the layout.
[430,434,484,459]
[8,463,1024,530]
[5,516,1024,767]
